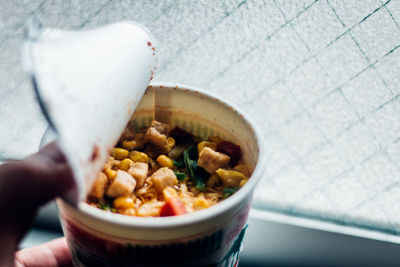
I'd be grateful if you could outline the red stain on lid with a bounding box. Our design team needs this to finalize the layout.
[90,145,100,162]
[147,42,152,46]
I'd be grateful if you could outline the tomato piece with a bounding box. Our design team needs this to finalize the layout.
[160,198,187,217]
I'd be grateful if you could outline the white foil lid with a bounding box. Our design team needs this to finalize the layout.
[22,18,158,205]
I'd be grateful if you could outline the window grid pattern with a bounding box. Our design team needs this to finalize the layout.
[1,0,400,234]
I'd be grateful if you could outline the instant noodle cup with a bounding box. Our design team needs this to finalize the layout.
[46,83,265,266]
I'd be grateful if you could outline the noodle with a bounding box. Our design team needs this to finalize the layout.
[87,120,251,217]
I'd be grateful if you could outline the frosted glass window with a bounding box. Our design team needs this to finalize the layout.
[1,0,400,234]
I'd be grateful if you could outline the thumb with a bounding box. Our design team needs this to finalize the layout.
[15,238,72,267]
[0,142,75,256]
[0,141,75,210]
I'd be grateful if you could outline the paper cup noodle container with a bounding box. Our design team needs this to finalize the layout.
[53,83,265,266]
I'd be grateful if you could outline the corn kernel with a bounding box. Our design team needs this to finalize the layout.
[119,158,134,171]
[122,140,136,150]
[156,155,174,168]
[105,168,117,180]
[113,196,135,209]
[129,150,149,163]
[197,141,217,155]
[161,137,176,154]
[166,137,175,147]
[112,148,129,160]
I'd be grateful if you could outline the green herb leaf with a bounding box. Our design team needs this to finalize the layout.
[183,146,205,191]
[222,187,239,198]
[173,159,184,167]
[99,202,110,211]
[174,172,187,181]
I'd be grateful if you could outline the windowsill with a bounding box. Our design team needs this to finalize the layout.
[241,208,400,266]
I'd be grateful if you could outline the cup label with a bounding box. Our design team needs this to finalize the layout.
[62,200,250,266]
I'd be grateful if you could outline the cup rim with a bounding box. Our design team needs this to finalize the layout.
[58,82,266,228]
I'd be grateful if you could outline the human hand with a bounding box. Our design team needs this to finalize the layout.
[15,238,72,267]
[0,141,74,266]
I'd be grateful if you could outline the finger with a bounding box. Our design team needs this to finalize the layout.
[29,141,67,164]
[0,160,74,208]
[23,160,74,203]
[15,237,72,267]
[26,141,76,203]
[0,142,75,217]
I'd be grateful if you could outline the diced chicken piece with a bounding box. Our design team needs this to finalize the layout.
[151,167,178,193]
[127,162,148,188]
[197,141,217,155]
[151,120,171,135]
[163,187,178,200]
[137,201,165,216]
[106,170,136,198]
[89,172,108,198]
[144,121,171,146]
[179,197,194,213]
[144,128,166,146]
[198,147,230,174]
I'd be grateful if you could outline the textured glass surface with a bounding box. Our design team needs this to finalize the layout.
[1,0,400,234]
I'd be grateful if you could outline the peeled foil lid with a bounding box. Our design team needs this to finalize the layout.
[22,18,158,205]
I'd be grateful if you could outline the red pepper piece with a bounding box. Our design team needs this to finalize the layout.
[160,198,187,217]
[216,141,241,166]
